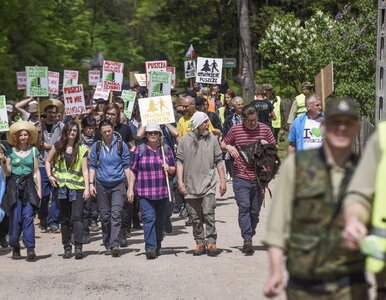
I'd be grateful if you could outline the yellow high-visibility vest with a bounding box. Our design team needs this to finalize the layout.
[296,94,307,115]
[272,96,281,129]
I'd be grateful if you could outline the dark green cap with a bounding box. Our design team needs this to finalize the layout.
[325,98,359,120]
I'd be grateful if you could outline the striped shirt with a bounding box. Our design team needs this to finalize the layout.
[130,144,175,200]
[223,122,276,180]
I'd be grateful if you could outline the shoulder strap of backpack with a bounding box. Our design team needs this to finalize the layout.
[138,143,146,158]
[96,141,102,161]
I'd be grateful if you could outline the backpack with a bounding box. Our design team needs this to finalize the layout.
[96,134,123,161]
[239,140,281,196]
[137,142,170,159]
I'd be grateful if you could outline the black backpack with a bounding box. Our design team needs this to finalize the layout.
[239,140,281,196]
[96,133,123,161]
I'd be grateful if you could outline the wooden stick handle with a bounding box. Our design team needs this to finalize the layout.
[160,140,172,202]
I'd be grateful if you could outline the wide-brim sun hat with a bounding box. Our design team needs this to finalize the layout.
[145,123,162,133]
[6,121,38,146]
[39,98,64,113]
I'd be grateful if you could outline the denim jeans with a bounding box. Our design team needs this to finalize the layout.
[232,176,263,241]
[140,198,168,251]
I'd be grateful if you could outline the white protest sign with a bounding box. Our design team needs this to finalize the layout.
[184,60,196,78]
[145,60,167,88]
[63,84,86,115]
[93,82,110,100]
[102,60,124,91]
[16,72,27,90]
[25,66,49,97]
[138,95,175,126]
[0,96,9,132]
[134,73,146,87]
[48,71,60,95]
[121,90,137,119]
[167,67,176,86]
[88,70,101,86]
[63,70,79,86]
[196,57,223,84]
[148,71,172,97]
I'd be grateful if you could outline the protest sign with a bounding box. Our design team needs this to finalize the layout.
[134,73,146,87]
[102,60,124,91]
[138,95,175,126]
[93,82,110,100]
[48,71,60,95]
[63,84,86,115]
[315,62,334,110]
[26,66,49,97]
[145,60,167,88]
[0,96,9,132]
[63,70,79,86]
[121,90,137,119]
[148,71,172,97]
[184,60,196,78]
[16,71,27,90]
[196,57,223,84]
[88,70,101,86]
[167,67,176,86]
[129,71,138,87]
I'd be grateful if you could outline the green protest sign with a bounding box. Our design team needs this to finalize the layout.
[26,66,49,97]
[148,71,172,97]
[0,96,9,132]
[121,90,137,118]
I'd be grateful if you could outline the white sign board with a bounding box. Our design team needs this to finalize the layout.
[0,96,9,132]
[48,71,60,95]
[167,67,176,86]
[134,73,146,87]
[93,82,110,100]
[195,57,223,84]
[63,84,86,115]
[138,95,175,126]
[102,60,124,91]
[184,60,196,79]
[63,70,79,87]
[145,60,167,88]
[88,70,101,86]
[25,66,49,97]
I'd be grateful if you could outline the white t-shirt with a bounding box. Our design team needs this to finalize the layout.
[303,116,324,150]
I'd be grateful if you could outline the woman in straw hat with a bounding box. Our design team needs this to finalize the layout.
[2,121,41,261]
[45,120,89,259]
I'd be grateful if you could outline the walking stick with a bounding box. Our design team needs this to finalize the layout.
[160,135,172,202]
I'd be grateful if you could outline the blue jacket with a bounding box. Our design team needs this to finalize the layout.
[89,135,131,187]
[288,113,324,152]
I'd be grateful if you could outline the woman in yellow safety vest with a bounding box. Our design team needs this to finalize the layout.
[45,120,89,260]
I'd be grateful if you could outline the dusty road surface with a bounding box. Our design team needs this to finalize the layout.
[0,180,284,300]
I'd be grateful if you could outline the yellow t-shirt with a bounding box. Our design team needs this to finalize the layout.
[177,115,215,137]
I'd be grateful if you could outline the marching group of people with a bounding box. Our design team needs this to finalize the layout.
[1,79,386,299]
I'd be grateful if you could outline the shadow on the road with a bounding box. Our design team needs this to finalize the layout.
[122,238,144,245]
[120,248,141,255]
[216,202,232,207]
[159,246,188,256]
[185,248,233,255]
[82,250,100,258]
[0,248,12,255]
[215,219,226,223]
[166,225,190,236]
[230,245,267,253]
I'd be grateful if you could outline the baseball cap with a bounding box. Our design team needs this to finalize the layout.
[302,82,314,89]
[325,98,359,120]
[145,123,162,133]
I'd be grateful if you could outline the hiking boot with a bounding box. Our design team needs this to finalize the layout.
[192,243,206,256]
[12,248,21,260]
[146,249,156,260]
[82,233,91,244]
[0,235,9,248]
[63,246,72,259]
[104,248,112,256]
[242,240,254,254]
[27,248,36,261]
[112,247,120,257]
[50,224,60,233]
[74,246,83,260]
[207,243,218,257]
[89,222,100,232]
[165,218,173,234]
[155,248,161,257]
[39,219,48,232]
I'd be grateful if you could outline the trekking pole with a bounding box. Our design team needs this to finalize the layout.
[160,135,172,202]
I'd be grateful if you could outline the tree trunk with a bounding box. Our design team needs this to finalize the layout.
[237,0,255,102]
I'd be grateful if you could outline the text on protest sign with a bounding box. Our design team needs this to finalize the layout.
[16,72,27,90]
[184,60,196,79]
[88,70,101,86]
[102,60,124,91]
[145,60,167,88]
[0,96,9,132]
[195,57,223,84]
[93,82,110,100]
[167,67,176,86]
[134,73,146,87]
[121,90,137,119]
[63,70,79,87]
[48,71,60,95]
[138,95,175,126]
[148,71,172,97]
[26,66,49,97]
[63,84,86,115]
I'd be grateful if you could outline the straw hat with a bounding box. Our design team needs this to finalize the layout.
[39,98,64,113]
[6,121,38,146]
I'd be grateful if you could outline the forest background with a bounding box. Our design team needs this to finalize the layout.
[0,0,377,118]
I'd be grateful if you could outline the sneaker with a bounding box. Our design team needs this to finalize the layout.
[165,218,173,234]
[74,246,83,260]
[242,240,254,254]
[27,248,36,261]
[0,236,9,248]
[146,249,156,260]
[192,243,206,256]
[63,246,72,259]
[104,248,112,256]
[50,224,60,233]
[112,247,120,257]
[207,243,218,257]
[82,234,91,244]
[12,248,21,260]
